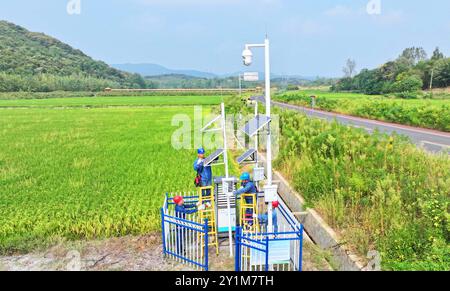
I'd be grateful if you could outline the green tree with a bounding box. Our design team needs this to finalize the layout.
[431,47,445,61]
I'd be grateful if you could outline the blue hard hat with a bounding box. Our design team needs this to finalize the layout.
[240,172,250,181]
[198,148,206,155]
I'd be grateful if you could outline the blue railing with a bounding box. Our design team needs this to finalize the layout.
[161,193,209,271]
[235,224,304,272]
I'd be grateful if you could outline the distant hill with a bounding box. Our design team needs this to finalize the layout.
[0,20,145,91]
[112,63,217,79]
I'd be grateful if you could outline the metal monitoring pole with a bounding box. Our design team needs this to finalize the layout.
[221,103,233,257]
[202,103,233,257]
[221,103,229,179]
[242,37,275,233]
[264,38,274,234]
[254,101,259,164]
[238,74,242,99]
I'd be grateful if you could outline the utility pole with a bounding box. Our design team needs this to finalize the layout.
[430,67,435,91]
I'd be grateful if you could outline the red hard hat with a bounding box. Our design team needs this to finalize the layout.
[173,196,183,204]
[272,201,280,208]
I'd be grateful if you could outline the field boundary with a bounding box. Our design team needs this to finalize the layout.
[0,104,222,110]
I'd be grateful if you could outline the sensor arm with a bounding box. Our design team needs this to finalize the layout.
[245,43,266,49]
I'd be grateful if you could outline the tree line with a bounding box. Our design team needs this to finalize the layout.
[333,47,450,97]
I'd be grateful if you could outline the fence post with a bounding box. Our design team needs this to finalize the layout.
[235,226,241,272]
[298,224,303,272]
[265,236,269,272]
[204,219,209,271]
[161,208,166,256]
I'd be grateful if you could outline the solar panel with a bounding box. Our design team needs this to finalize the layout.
[236,148,257,164]
[204,149,224,166]
[240,115,271,137]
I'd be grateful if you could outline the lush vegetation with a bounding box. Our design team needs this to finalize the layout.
[276,90,450,132]
[275,109,450,270]
[0,96,230,253]
[0,90,235,100]
[0,21,145,92]
[144,74,336,90]
[0,95,224,108]
[333,47,450,96]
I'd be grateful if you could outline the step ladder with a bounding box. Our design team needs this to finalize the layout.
[198,186,219,255]
[240,193,259,234]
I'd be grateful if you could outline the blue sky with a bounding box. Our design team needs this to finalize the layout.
[1,0,449,77]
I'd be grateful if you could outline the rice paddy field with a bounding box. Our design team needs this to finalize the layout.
[0,95,224,108]
[0,95,228,254]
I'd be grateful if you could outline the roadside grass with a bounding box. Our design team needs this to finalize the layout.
[0,104,231,254]
[274,109,450,270]
[276,90,450,131]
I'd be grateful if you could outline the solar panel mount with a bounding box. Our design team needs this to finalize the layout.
[240,115,271,137]
[201,115,221,133]
[204,149,225,166]
[236,148,257,165]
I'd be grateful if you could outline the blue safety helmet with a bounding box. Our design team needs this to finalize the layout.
[240,172,250,181]
[198,148,206,155]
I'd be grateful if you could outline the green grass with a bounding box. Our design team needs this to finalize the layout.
[282,89,450,107]
[0,95,224,108]
[277,90,450,131]
[274,109,450,270]
[0,101,231,253]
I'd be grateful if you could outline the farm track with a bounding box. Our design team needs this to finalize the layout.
[0,235,331,271]
[260,98,450,154]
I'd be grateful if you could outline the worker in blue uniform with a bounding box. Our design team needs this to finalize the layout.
[255,201,279,233]
[232,172,258,225]
[193,148,213,199]
[193,148,212,187]
[173,195,207,255]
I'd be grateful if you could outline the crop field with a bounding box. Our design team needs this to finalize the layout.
[274,109,450,270]
[276,90,450,131]
[0,95,223,108]
[0,97,230,254]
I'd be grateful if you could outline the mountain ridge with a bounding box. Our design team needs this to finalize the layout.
[0,20,144,89]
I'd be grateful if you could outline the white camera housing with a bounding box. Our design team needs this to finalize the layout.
[242,48,253,66]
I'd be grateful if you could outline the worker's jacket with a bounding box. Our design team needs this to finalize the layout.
[258,211,278,233]
[234,181,257,204]
[193,158,212,186]
[175,204,198,220]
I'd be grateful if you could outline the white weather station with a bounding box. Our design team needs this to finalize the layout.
[160,37,304,272]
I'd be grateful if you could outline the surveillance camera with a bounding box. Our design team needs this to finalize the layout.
[242,48,253,66]
[243,56,252,66]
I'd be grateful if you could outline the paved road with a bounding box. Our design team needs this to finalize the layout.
[257,97,450,154]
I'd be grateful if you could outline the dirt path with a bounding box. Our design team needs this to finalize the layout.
[0,234,333,271]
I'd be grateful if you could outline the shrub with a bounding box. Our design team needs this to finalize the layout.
[275,110,450,270]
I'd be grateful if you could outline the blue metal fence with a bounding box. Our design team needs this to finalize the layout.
[161,194,209,271]
[235,200,304,272]
[235,224,304,271]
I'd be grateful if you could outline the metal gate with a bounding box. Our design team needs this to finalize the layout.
[235,225,304,271]
[235,200,304,272]
[161,194,209,271]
